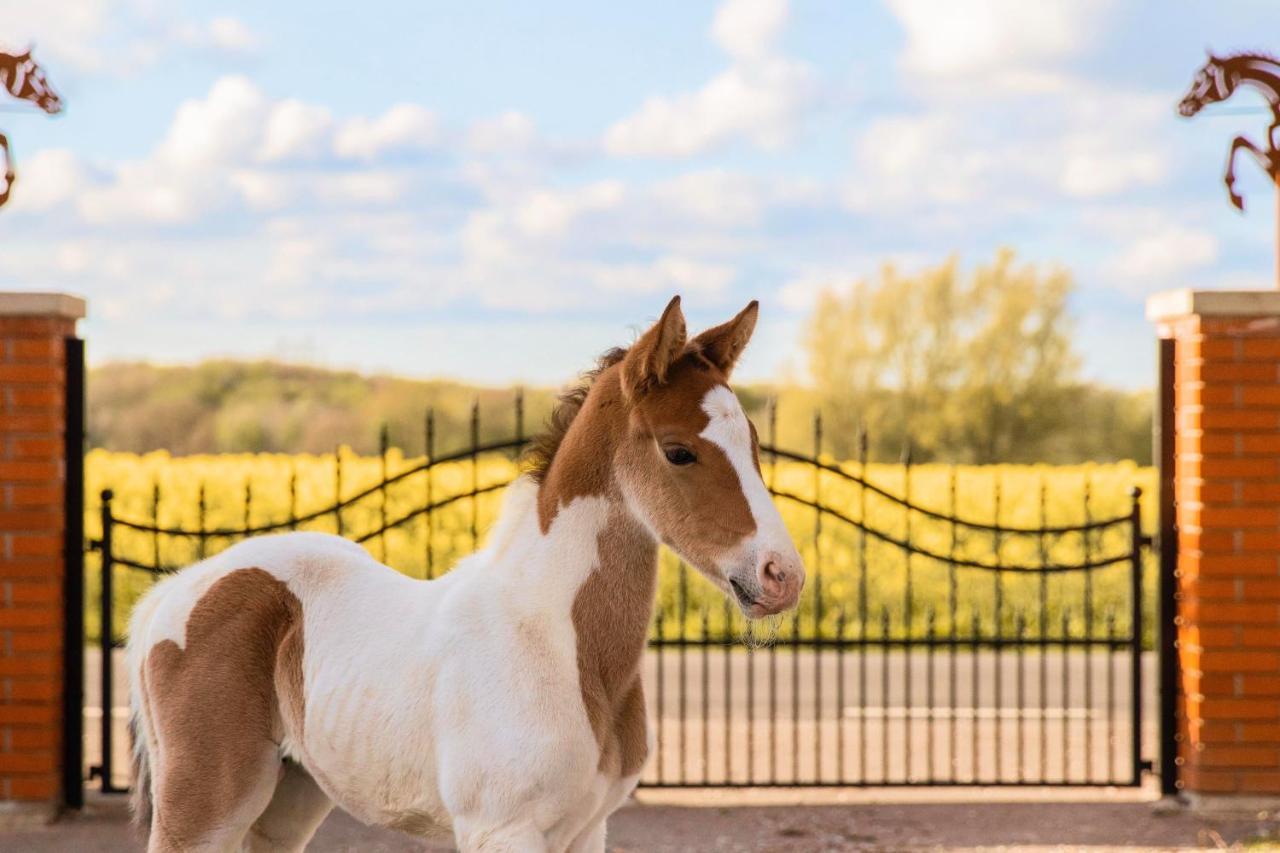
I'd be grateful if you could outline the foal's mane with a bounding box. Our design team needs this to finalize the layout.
[524,347,628,484]
[524,337,723,483]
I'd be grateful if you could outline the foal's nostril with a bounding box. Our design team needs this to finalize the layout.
[761,560,786,590]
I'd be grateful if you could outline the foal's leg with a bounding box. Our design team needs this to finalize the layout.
[244,761,333,852]
[454,819,549,852]
[566,820,606,853]
[146,746,281,853]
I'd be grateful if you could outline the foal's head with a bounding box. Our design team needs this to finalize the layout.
[610,296,804,617]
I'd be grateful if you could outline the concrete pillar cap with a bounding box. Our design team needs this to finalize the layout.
[0,292,86,320]
[1147,289,1280,322]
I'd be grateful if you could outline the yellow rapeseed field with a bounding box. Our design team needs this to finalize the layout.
[86,449,1156,645]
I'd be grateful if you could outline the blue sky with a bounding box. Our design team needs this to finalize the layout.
[1,0,1277,388]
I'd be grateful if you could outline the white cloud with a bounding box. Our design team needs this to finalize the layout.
[261,100,334,162]
[1103,223,1219,287]
[452,176,773,310]
[158,75,269,167]
[711,0,788,60]
[652,171,768,226]
[604,0,815,158]
[846,85,1170,211]
[41,77,431,225]
[596,255,734,296]
[5,149,89,212]
[778,272,850,312]
[886,0,1112,84]
[229,170,292,211]
[333,104,439,160]
[465,111,538,154]
[0,2,261,73]
[605,58,814,157]
[463,181,627,261]
[1055,93,1168,197]
[846,112,990,210]
[852,0,1169,215]
[314,172,405,206]
[78,159,216,224]
[204,16,260,54]
[5,67,823,339]
[650,170,822,228]
[0,0,117,72]
[172,15,262,56]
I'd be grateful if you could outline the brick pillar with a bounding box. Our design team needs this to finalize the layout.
[1149,289,1280,806]
[0,293,85,820]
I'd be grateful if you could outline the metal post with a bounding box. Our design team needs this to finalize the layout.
[1129,486,1144,786]
[379,423,390,561]
[425,409,435,579]
[334,447,343,538]
[1156,338,1180,795]
[61,337,85,808]
[98,489,116,792]
[514,388,525,454]
[470,400,480,549]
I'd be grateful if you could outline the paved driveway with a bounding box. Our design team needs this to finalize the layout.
[5,790,1279,852]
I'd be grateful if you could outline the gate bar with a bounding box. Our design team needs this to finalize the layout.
[1156,337,1179,796]
[98,489,119,792]
[1129,486,1144,786]
[61,337,85,809]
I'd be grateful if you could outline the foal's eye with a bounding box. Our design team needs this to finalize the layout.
[664,446,696,466]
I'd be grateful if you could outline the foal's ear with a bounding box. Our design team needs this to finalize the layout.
[622,295,687,400]
[690,300,758,379]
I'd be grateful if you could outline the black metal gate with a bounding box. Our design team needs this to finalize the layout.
[62,336,85,809]
[84,394,1153,790]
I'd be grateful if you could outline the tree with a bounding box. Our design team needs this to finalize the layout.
[804,249,1083,463]
[951,250,1078,463]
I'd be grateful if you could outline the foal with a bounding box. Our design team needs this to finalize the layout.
[126,296,805,852]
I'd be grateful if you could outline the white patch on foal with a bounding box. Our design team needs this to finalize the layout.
[698,385,794,566]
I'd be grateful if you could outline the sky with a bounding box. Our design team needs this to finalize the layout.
[0,0,1277,389]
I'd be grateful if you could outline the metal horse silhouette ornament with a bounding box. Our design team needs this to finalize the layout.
[1178,51,1280,211]
[0,47,63,209]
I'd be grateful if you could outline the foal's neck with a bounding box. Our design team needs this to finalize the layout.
[533,375,659,659]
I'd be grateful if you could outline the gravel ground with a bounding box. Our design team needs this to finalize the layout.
[5,790,1280,852]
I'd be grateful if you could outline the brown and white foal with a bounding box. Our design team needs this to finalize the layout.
[126,297,804,852]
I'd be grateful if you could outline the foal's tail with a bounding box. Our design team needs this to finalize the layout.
[129,710,152,828]
[124,576,168,830]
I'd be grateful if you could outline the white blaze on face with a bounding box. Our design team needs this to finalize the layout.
[698,385,795,570]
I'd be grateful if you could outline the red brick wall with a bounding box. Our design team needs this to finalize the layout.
[0,309,78,806]
[1164,310,1280,797]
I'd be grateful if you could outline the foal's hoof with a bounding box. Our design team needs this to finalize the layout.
[1228,189,1245,211]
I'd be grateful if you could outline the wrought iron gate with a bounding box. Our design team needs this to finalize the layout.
[84,394,1153,790]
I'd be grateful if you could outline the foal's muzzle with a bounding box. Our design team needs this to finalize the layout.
[729,549,805,618]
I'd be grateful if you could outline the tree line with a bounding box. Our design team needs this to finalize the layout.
[88,249,1151,464]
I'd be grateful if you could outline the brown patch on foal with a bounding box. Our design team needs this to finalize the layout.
[572,515,657,777]
[541,297,765,778]
[556,360,756,776]
[143,568,304,846]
